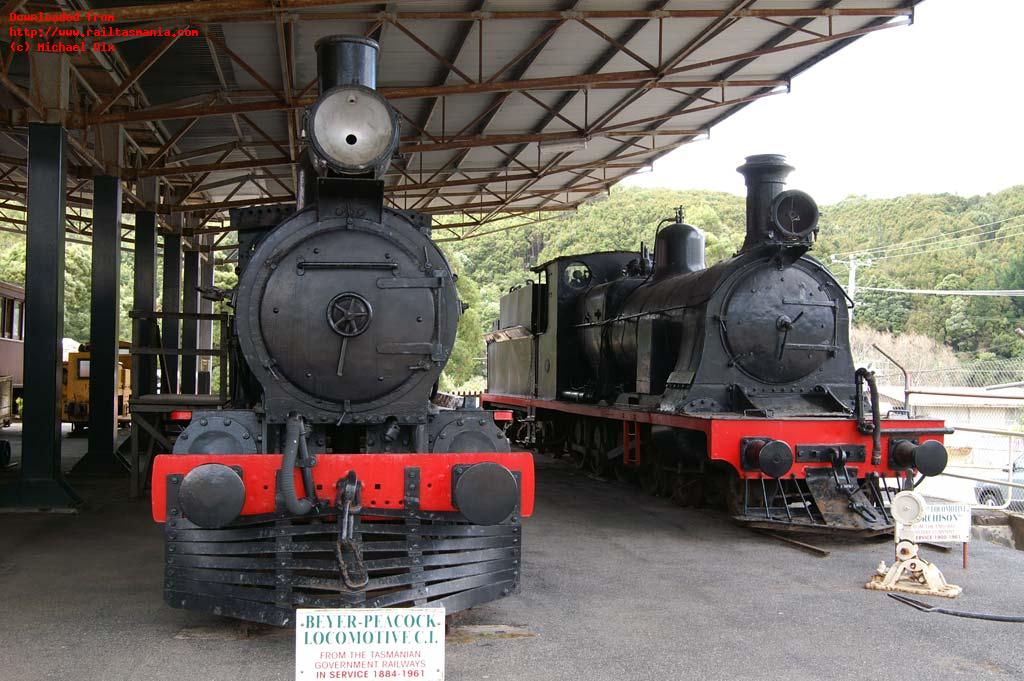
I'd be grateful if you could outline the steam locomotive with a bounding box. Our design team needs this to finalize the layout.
[150,36,533,626]
[484,154,950,535]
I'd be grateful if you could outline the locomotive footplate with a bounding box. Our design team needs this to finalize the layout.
[733,468,894,537]
[162,468,522,627]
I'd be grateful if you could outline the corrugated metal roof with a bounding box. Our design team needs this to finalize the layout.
[0,0,922,238]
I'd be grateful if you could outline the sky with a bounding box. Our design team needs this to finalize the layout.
[622,0,1024,203]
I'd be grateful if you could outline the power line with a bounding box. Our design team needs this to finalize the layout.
[830,212,1024,259]
[859,286,1024,297]
[833,221,1024,262]
[866,227,1024,261]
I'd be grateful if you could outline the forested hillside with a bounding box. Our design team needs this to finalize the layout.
[440,184,1024,389]
[0,183,1020,393]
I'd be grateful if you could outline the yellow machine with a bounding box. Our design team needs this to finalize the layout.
[61,342,132,434]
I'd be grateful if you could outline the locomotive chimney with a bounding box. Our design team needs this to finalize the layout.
[316,35,379,92]
[736,153,794,251]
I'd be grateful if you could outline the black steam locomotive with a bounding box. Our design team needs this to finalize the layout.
[484,154,949,535]
[150,36,533,627]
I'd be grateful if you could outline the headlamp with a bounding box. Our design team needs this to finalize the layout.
[306,85,399,175]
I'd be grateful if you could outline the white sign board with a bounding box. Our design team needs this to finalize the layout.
[296,608,445,681]
[898,503,972,543]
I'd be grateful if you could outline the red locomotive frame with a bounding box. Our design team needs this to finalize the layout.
[482,392,944,480]
[152,451,535,522]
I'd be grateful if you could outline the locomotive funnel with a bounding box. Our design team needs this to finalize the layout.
[737,154,818,251]
[737,153,793,251]
[316,35,378,92]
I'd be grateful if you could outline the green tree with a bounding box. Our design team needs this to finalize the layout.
[440,251,484,390]
[854,273,912,334]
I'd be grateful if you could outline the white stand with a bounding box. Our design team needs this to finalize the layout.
[865,539,962,598]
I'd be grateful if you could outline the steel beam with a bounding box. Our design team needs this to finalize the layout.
[161,230,182,393]
[197,235,214,394]
[180,222,200,394]
[5,3,908,26]
[132,180,159,399]
[72,175,126,476]
[0,124,81,509]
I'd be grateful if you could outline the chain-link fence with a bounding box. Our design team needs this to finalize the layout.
[858,346,1024,509]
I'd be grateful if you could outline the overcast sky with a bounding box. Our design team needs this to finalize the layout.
[622,0,1023,203]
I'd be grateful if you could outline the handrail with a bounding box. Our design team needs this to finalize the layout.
[129,310,226,322]
[907,387,1024,401]
[938,426,1020,511]
[941,471,1024,491]
[950,425,1024,438]
[129,310,231,402]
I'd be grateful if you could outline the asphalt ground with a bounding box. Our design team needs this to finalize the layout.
[1,431,1023,681]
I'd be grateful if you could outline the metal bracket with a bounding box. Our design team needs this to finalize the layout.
[796,444,866,464]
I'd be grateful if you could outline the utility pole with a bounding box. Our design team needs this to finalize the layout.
[830,255,873,325]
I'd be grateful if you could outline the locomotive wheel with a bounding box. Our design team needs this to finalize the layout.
[540,420,568,454]
[568,420,587,470]
[702,470,726,509]
[722,471,746,516]
[671,475,704,508]
[638,449,662,496]
[587,424,612,477]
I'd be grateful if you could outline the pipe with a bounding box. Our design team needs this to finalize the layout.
[279,413,313,515]
[295,150,318,211]
[856,368,882,465]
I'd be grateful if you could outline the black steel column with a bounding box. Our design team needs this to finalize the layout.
[133,211,158,398]
[0,124,80,508]
[161,233,181,393]
[198,237,214,394]
[72,175,125,476]
[180,244,199,394]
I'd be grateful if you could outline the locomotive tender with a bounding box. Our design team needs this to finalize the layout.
[150,36,534,626]
[484,154,949,534]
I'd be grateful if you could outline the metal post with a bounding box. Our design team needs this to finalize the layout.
[72,174,125,476]
[180,225,199,394]
[130,180,159,498]
[0,124,81,508]
[133,190,158,398]
[161,230,182,393]
[198,234,214,394]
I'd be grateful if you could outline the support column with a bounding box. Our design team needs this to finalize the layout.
[180,221,200,394]
[133,178,159,398]
[0,124,80,508]
[161,228,182,394]
[73,120,126,477]
[72,174,125,475]
[198,234,214,394]
[130,178,159,497]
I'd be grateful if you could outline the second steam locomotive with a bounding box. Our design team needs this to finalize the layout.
[485,154,949,534]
